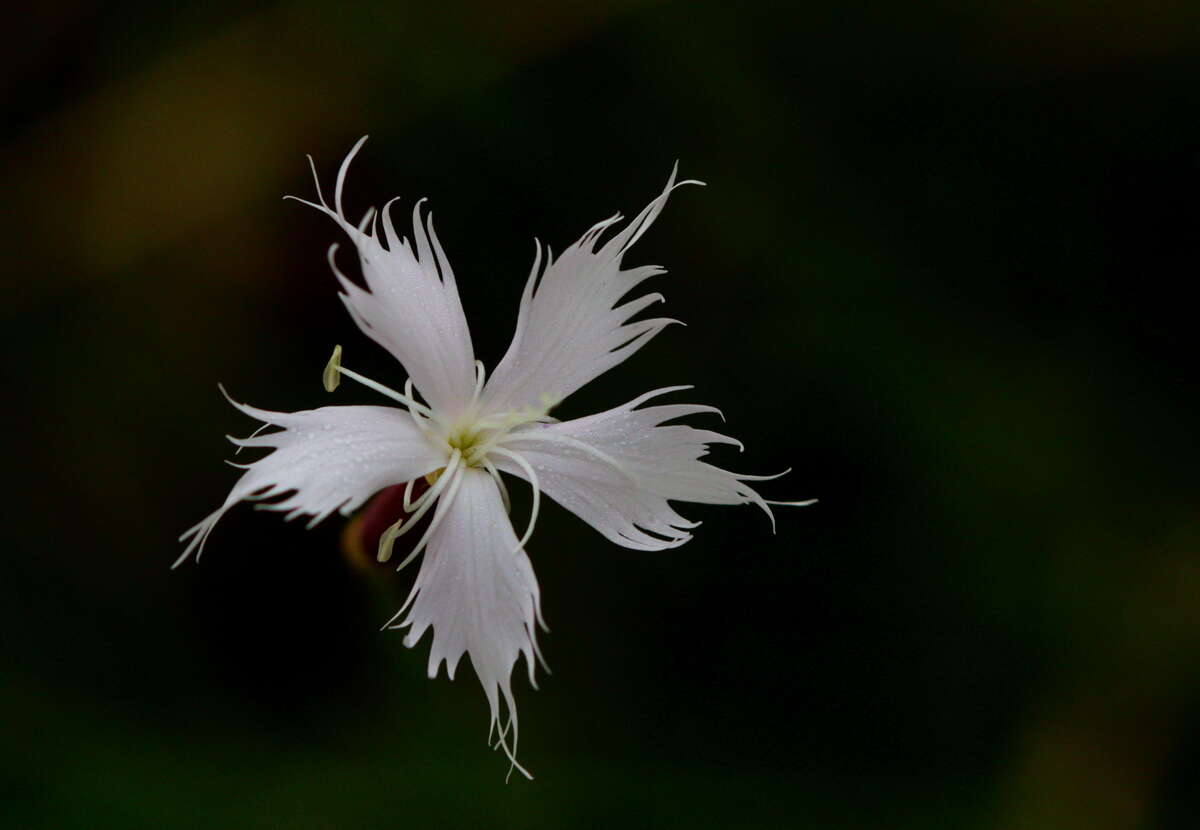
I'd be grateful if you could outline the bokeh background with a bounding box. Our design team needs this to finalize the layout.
[5,1,1200,827]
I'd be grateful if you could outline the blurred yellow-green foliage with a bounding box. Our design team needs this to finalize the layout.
[4,1,1200,827]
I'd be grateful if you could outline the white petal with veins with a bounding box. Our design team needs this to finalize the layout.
[480,167,702,415]
[495,387,773,551]
[289,138,477,418]
[392,468,542,778]
[176,397,444,568]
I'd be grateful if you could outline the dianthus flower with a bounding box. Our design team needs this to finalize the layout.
[178,138,812,777]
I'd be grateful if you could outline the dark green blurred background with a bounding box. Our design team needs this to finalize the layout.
[5,1,1200,827]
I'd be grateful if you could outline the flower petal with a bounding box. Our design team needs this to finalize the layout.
[291,138,477,418]
[393,468,542,778]
[176,395,444,568]
[479,167,701,414]
[494,387,773,551]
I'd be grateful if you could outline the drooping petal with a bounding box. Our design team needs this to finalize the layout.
[493,387,774,551]
[479,167,701,415]
[393,468,542,778]
[290,138,477,418]
[176,396,444,568]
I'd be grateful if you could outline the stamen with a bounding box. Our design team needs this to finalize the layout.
[499,430,636,484]
[471,405,536,432]
[490,448,540,555]
[481,458,511,514]
[376,519,403,563]
[322,345,343,392]
[462,404,558,466]
[329,361,434,417]
[392,463,466,572]
[402,478,420,512]
[405,377,437,434]
[469,360,487,411]
[376,451,460,563]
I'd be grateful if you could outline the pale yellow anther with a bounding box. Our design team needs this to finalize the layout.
[377,517,402,563]
[425,468,444,486]
[322,345,343,392]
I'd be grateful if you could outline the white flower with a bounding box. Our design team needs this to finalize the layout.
[177,137,813,777]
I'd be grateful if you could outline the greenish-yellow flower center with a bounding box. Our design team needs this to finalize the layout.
[446,425,483,455]
[438,403,554,470]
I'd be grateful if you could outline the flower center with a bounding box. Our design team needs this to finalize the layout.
[440,404,553,469]
[321,347,557,567]
[446,424,482,455]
